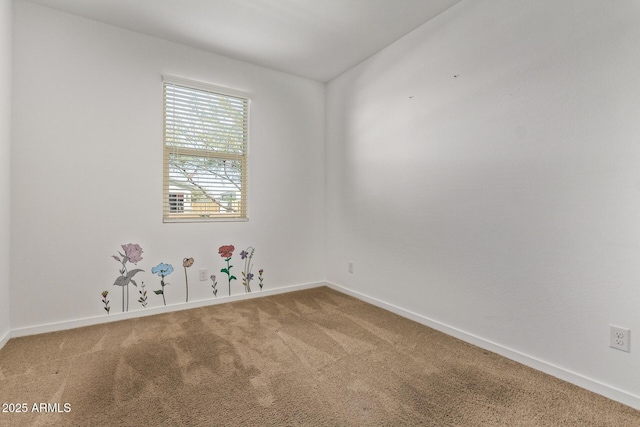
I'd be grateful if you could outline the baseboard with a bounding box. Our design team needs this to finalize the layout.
[325,281,640,411]
[0,328,10,350]
[10,281,325,339]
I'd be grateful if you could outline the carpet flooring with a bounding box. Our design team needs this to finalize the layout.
[1,286,639,426]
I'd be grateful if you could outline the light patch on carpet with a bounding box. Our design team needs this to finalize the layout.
[293,299,319,315]
[90,333,107,353]
[314,298,342,313]
[250,375,275,408]
[341,311,400,345]
[161,316,185,338]
[120,329,140,348]
[315,324,377,355]
[276,330,337,369]
[255,306,280,330]
[270,300,302,318]
[170,340,193,369]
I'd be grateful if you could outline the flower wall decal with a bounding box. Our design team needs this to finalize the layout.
[152,262,173,306]
[219,245,236,296]
[183,257,194,302]
[258,269,264,290]
[103,243,265,313]
[210,274,218,297]
[219,245,234,259]
[138,281,148,308]
[112,243,144,312]
[240,247,255,293]
[101,291,110,314]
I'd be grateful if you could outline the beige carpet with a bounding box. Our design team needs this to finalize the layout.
[1,286,639,426]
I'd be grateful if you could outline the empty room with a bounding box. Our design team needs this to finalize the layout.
[2,0,640,425]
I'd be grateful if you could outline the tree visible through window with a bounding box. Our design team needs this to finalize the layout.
[163,77,249,221]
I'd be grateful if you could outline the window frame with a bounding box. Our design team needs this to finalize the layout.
[162,75,250,223]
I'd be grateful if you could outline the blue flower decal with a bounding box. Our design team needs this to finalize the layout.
[152,262,173,306]
[152,263,174,277]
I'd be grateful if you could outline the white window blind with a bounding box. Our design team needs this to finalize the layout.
[163,77,249,222]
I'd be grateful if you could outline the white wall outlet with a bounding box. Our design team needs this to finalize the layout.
[610,325,630,352]
[348,261,354,274]
[199,268,208,281]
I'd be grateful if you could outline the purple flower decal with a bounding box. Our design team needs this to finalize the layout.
[241,247,255,293]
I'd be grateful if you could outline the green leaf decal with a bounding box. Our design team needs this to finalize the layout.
[113,269,144,287]
[126,269,144,280]
[113,276,128,287]
[154,290,164,295]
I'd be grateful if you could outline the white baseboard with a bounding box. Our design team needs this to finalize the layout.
[10,281,325,338]
[325,281,640,411]
[0,328,10,350]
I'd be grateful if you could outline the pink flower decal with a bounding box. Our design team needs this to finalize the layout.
[219,245,236,295]
[111,243,144,313]
[218,245,235,259]
[122,243,143,264]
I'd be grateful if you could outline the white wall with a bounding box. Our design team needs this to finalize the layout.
[11,2,325,330]
[326,0,640,407]
[0,0,11,346]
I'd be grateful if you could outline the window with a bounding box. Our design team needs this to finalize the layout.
[163,76,249,221]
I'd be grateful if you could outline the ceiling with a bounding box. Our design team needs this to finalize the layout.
[24,0,463,82]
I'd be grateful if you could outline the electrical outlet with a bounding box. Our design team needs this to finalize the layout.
[199,268,208,281]
[610,325,630,352]
[348,261,354,274]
